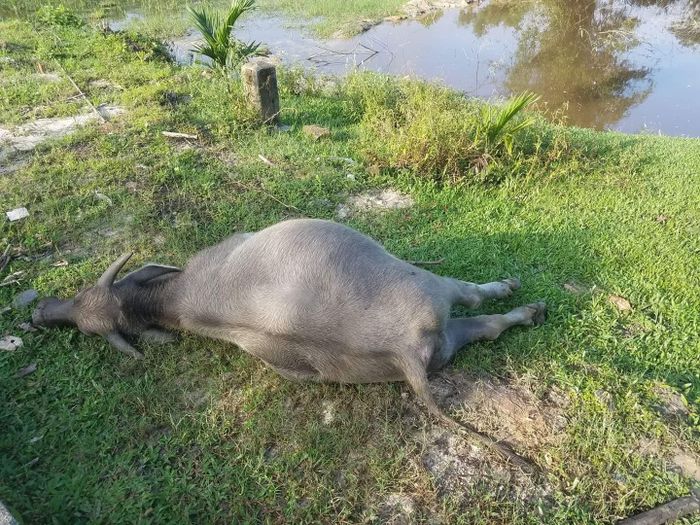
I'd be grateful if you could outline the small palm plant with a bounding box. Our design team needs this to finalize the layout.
[188,0,260,71]
[479,92,540,155]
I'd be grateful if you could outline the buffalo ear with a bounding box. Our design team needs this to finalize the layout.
[115,264,181,286]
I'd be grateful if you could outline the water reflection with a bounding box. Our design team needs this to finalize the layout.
[460,0,654,129]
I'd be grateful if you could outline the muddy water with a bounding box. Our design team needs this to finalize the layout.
[158,1,699,135]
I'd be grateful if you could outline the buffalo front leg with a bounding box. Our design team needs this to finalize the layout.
[429,302,546,371]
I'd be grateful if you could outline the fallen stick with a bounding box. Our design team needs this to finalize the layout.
[0,245,11,275]
[59,65,106,124]
[231,180,300,213]
[162,131,198,140]
[617,489,700,525]
[258,154,276,167]
[406,258,445,266]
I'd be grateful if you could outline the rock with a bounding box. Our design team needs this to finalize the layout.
[336,188,414,219]
[0,335,23,351]
[322,400,335,425]
[13,289,38,308]
[302,124,331,140]
[670,449,700,481]
[608,294,632,312]
[0,501,19,525]
[563,281,586,294]
[377,493,416,525]
[19,322,36,333]
[94,191,113,206]
[0,156,29,176]
[5,207,28,222]
[335,204,350,219]
[16,362,36,377]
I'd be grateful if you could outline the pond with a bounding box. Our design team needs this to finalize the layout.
[166,0,700,136]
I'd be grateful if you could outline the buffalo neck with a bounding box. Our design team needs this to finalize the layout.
[117,273,183,332]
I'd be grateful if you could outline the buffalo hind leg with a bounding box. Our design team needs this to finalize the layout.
[429,302,546,372]
[449,277,522,308]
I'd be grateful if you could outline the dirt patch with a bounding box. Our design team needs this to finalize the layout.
[406,372,565,506]
[377,493,416,525]
[638,437,700,482]
[0,153,29,176]
[430,372,568,449]
[401,0,475,19]
[336,188,413,219]
[671,449,700,482]
[0,105,124,155]
[652,383,689,421]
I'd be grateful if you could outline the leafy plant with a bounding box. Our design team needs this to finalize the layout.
[188,0,260,71]
[479,91,540,155]
[349,73,545,182]
[36,4,84,27]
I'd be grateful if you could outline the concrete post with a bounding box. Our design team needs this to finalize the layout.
[241,58,280,124]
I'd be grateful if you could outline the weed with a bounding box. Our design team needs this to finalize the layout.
[348,74,555,183]
[36,4,84,28]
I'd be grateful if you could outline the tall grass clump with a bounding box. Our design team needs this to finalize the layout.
[346,74,548,183]
[188,0,260,71]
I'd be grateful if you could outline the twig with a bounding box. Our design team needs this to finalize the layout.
[231,180,300,213]
[59,64,106,124]
[258,154,276,167]
[162,131,199,140]
[617,489,700,525]
[406,258,445,266]
[39,27,106,124]
[0,244,11,275]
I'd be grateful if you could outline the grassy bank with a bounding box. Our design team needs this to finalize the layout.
[1,13,699,524]
[2,0,409,37]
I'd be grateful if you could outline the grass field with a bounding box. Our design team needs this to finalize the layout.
[1,0,409,37]
[1,11,699,524]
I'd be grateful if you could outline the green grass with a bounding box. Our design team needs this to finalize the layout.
[2,0,408,37]
[1,15,700,524]
[256,0,406,36]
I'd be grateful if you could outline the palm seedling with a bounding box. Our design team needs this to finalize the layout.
[188,0,260,71]
[480,91,540,155]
